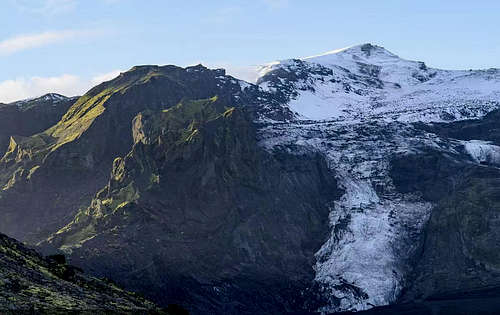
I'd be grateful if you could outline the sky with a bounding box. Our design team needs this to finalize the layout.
[1,0,500,103]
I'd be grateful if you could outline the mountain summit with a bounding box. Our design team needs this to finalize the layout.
[303,43,400,63]
[257,43,500,121]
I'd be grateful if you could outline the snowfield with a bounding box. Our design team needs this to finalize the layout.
[253,43,500,312]
[258,43,500,123]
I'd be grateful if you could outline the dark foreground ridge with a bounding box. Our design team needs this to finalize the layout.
[0,232,166,312]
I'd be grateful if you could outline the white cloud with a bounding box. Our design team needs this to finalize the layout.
[0,70,123,103]
[0,29,98,56]
[0,75,83,103]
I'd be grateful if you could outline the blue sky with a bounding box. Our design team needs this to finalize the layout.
[1,0,500,102]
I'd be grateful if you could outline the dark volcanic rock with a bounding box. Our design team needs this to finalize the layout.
[415,108,500,145]
[389,111,500,307]
[45,96,341,314]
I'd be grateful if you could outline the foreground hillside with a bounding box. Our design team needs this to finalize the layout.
[0,232,164,312]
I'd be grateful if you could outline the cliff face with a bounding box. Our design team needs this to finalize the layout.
[46,96,342,314]
[389,110,500,303]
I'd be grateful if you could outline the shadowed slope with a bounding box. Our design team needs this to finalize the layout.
[46,96,341,314]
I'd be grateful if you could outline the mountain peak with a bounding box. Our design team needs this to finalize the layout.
[40,93,69,101]
[302,43,399,64]
[9,93,70,106]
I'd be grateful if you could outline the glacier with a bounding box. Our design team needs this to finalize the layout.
[253,43,500,312]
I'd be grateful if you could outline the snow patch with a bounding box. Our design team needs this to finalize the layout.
[462,140,500,165]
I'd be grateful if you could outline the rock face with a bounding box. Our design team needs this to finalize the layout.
[0,232,161,311]
[345,286,500,315]
[46,95,342,314]
[1,43,500,314]
[0,93,77,154]
[390,110,500,302]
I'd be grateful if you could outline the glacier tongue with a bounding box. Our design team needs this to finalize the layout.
[258,120,446,312]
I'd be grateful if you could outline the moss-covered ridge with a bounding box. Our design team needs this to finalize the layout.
[50,95,237,247]
[0,64,244,244]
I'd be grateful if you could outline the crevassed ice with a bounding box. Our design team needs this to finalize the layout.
[257,120,443,312]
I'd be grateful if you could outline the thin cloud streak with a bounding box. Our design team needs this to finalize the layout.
[10,0,77,16]
[0,29,103,56]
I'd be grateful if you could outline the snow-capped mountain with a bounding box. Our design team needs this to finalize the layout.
[3,46,500,314]
[9,93,75,109]
[255,43,500,312]
[0,92,77,155]
[257,43,500,123]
